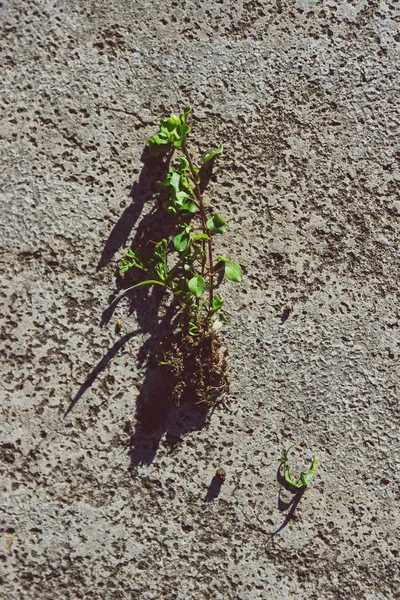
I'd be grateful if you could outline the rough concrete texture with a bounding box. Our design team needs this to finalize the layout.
[1,0,399,598]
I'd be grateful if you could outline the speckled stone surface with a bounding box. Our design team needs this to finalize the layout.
[1,1,399,598]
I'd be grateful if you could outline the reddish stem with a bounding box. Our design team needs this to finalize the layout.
[182,145,214,308]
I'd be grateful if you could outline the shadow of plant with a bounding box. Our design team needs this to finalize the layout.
[67,143,222,466]
[268,462,307,539]
[96,150,172,271]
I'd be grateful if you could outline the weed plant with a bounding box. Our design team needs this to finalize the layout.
[119,107,241,407]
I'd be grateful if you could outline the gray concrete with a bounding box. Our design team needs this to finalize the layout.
[1,0,399,598]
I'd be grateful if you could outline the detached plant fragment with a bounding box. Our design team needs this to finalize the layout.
[119,107,241,408]
[282,445,318,489]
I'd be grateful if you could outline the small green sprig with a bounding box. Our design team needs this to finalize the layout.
[147,107,191,155]
[119,107,242,334]
[119,248,145,275]
[282,445,318,489]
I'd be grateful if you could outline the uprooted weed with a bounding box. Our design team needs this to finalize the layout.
[117,107,240,412]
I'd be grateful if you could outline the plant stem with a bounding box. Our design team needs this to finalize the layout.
[182,145,214,307]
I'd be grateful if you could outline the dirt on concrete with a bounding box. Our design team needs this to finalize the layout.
[1,1,399,599]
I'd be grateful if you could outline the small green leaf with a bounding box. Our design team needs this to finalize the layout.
[212,295,224,311]
[177,202,196,214]
[148,108,191,157]
[193,233,210,242]
[173,277,189,293]
[188,321,200,337]
[174,123,191,146]
[283,446,318,489]
[216,255,230,264]
[175,190,191,203]
[120,248,145,275]
[204,144,223,165]
[301,457,318,486]
[206,213,226,234]
[147,136,171,156]
[169,171,181,192]
[178,157,189,172]
[173,231,191,252]
[148,134,167,145]
[188,275,206,297]
[225,263,242,282]
[151,239,168,281]
[163,114,181,127]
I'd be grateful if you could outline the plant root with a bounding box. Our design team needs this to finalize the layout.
[158,328,230,409]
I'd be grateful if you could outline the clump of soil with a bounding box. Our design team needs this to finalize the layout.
[158,327,230,408]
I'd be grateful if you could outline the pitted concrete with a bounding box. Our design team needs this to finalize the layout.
[1,1,399,598]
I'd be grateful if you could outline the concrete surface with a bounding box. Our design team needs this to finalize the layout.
[1,0,399,598]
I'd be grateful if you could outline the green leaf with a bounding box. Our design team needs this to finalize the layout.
[119,248,145,275]
[188,275,206,297]
[175,190,191,203]
[169,171,181,192]
[204,144,223,165]
[151,239,168,281]
[180,202,197,214]
[172,277,189,294]
[178,157,189,172]
[206,213,226,234]
[188,321,200,337]
[216,255,230,264]
[174,123,191,147]
[147,136,171,156]
[173,231,191,252]
[283,446,318,489]
[301,457,318,487]
[193,233,210,242]
[148,134,167,145]
[148,108,192,157]
[225,263,242,282]
[160,166,197,214]
[167,114,181,124]
[212,295,224,311]
[160,114,181,132]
